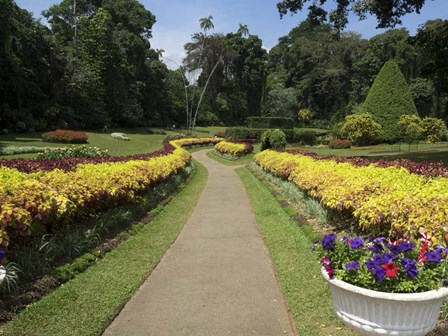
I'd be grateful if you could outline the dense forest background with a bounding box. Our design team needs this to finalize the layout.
[1,0,447,132]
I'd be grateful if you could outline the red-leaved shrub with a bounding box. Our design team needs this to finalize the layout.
[42,129,88,143]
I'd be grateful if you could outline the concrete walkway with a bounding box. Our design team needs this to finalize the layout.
[103,149,296,336]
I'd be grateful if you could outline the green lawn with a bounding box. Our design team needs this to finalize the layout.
[237,167,356,336]
[0,127,227,159]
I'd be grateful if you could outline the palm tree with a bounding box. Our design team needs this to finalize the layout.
[237,23,249,37]
[188,16,214,130]
[199,16,214,35]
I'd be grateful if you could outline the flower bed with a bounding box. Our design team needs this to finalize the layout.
[214,140,253,157]
[0,138,222,248]
[42,130,88,143]
[282,148,448,178]
[254,150,448,242]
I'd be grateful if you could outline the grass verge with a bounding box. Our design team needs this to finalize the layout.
[236,167,356,336]
[1,159,208,336]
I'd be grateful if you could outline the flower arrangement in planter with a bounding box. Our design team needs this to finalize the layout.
[317,233,448,335]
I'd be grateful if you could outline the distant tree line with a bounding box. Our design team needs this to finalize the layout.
[0,0,447,133]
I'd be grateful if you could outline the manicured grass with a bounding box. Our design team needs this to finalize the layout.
[1,160,208,336]
[237,167,356,336]
[0,127,228,159]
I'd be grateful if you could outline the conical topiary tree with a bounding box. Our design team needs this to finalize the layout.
[362,60,418,143]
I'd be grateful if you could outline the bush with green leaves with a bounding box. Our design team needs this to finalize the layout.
[398,114,424,145]
[341,113,382,146]
[421,117,447,143]
[36,146,109,160]
[261,129,287,151]
[247,116,294,129]
[226,127,322,145]
[362,60,418,143]
[297,108,314,124]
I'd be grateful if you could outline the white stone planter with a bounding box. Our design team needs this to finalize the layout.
[322,268,448,336]
[0,266,5,286]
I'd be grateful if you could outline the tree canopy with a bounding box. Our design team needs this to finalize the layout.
[277,0,427,31]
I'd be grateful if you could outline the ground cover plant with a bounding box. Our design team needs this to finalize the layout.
[214,140,253,158]
[1,160,208,336]
[36,146,109,160]
[0,147,50,156]
[254,150,448,243]
[0,138,222,251]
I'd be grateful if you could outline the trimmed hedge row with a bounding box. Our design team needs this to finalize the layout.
[226,127,326,145]
[247,116,294,129]
[254,150,448,243]
[0,138,223,249]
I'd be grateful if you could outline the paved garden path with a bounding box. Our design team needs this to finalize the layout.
[103,149,296,336]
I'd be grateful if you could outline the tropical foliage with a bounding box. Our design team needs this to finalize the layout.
[214,141,253,157]
[254,150,448,243]
[0,138,222,249]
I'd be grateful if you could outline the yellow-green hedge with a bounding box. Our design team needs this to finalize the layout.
[254,150,448,243]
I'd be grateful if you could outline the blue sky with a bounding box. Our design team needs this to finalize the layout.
[15,0,448,69]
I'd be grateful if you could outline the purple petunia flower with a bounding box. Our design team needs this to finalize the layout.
[346,261,360,271]
[427,251,442,264]
[402,258,418,280]
[0,249,4,260]
[322,234,337,251]
[372,267,386,282]
[365,259,377,270]
[389,244,402,255]
[443,279,448,287]
[350,237,364,250]
[400,242,415,253]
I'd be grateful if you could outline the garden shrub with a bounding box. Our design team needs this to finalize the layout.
[42,130,88,143]
[297,108,314,125]
[247,116,294,129]
[146,129,167,135]
[226,127,265,140]
[226,127,321,145]
[341,113,382,146]
[293,130,317,146]
[328,139,352,149]
[261,129,287,151]
[398,114,424,146]
[37,146,109,160]
[362,60,418,143]
[421,117,447,143]
[214,141,253,157]
[0,146,49,156]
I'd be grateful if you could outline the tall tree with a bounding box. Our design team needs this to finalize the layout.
[363,60,418,142]
[237,23,249,37]
[415,19,448,120]
[277,0,428,31]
